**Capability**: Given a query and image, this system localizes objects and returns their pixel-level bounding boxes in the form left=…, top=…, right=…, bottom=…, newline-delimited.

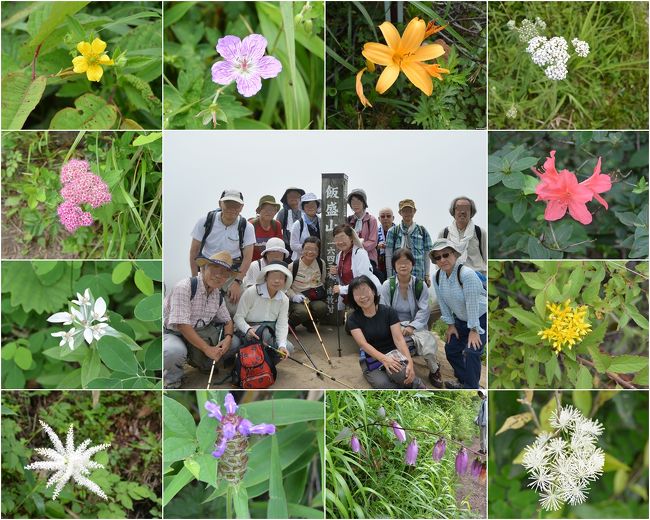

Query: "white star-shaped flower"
left=71, top=288, right=92, bottom=307
left=24, top=420, right=111, bottom=500
left=51, top=328, right=78, bottom=350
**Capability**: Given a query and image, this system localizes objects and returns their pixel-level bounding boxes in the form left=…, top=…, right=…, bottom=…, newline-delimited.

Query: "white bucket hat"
left=300, top=192, right=321, bottom=212
left=262, top=237, right=289, bottom=258
left=256, top=261, right=293, bottom=291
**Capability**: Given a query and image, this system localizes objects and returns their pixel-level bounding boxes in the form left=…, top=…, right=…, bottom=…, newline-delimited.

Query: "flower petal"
left=256, top=55, right=282, bottom=79
left=205, top=401, right=223, bottom=421
left=408, top=43, right=445, bottom=62
left=401, top=61, right=433, bottom=95
left=378, top=21, right=401, bottom=50
left=83, top=327, right=94, bottom=344
left=375, top=63, right=400, bottom=94
left=216, top=35, right=241, bottom=61
left=362, top=42, right=394, bottom=66
left=211, top=436, right=227, bottom=458
left=544, top=200, right=568, bottom=221
left=249, top=423, right=276, bottom=435
left=399, top=17, right=426, bottom=54
left=235, top=73, right=262, bottom=97
left=98, top=55, right=113, bottom=65
left=568, top=200, right=593, bottom=225
left=592, top=193, right=608, bottom=209
left=240, top=34, right=268, bottom=61
left=86, top=64, right=104, bottom=82
left=355, top=68, right=373, bottom=108
left=72, top=56, right=88, bottom=73
left=47, top=312, right=73, bottom=323
left=77, top=41, right=92, bottom=56
left=90, top=38, right=107, bottom=55
left=224, top=393, right=238, bottom=414
left=211, top=60, right=237, bottom=85
left=93, top=297, right=107, bottom=318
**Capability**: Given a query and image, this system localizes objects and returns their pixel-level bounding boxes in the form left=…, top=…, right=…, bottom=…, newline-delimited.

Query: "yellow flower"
left=537, top=299, right=592, bottom=354
left=361, top=17, right=448, bottom=96
left=72, top=38, right=114, bottom=82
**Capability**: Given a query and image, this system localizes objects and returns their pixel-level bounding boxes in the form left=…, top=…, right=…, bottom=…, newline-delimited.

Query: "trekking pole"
left=288, top=324, right=323, bottom=379
left=206, top=327, right=224, bottom=390
left=303, top=300, right=332, bottom=365
left=264, top=344, right=356, bottom=389
left=336, top=300, right=342, bottom=358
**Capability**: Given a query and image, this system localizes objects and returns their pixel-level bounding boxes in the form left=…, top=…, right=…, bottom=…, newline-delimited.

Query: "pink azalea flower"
left=211, top=34, right=282, bottom=97
left=533, top=150, right=611, bottom=226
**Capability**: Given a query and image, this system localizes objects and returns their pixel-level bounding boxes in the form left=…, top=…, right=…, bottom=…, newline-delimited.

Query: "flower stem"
left=226, top=484, right=233, bottom=519
left=212, top=86, right=226, bottom=104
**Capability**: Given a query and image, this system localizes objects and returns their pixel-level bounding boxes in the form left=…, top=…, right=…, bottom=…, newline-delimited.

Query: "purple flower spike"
left=204, top=400, right=223, bottom=421
left=471, top=457, right=482, bottom=478
left=248, top=423, right=276, bottom=435
left=351, top=435, right=361, bottom=453
left=405, top=439, right=418, bottom=466
left=391, top=421, right=406, bottom=443
left=211, top=34, right=282, bottom=97
left=212, top=436, right=227, bottom=459
left=455, top=447, right=469, bottom=475
left=222, top=422, right=237, bottom=441
left=432, top=438, right=446, bottom=461
left=224, top=393, right=238, bottom=414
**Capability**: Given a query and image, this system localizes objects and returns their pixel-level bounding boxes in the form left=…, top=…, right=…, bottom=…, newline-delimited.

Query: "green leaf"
left=81, top=347, right=102, bottom=388
left=85, top=378, right=123, bottom=389
left=565, top=268, right=585, bottom=300
left=49, top=93, right=118, bottom=129
left=527, top=237, right=562, bottom=259
left=143, top=338, right=162, bottom=371
left=1, top=72, right=47, bottom=129
left=572, top=391, right=592, bottom=415
left=496, top=412, right=532, bottom=435
left=233, top=485, right=250, bottom=519
left=607, top=355, right=648, bottom=374
left=164, top=437, right=197, bottom=465
left=502, top=171, right=527, bottom=190
left=163, top=466, right=194, bottom=506
left=111, top=262, right=132, bottom=284
left=575, top=365, right=593, bottom=389
left=267, top=435, right=288, bottom=519
left=505, top=307, right=546, bottom=329
left=134, top=269, right=154, bottom=296
left=512, top=198, right=527, bottom=223
left=511, top=157, right=539, bottom=171
left=14, top=346, right=33, bottom=370
left=97, top=336, right=139, bottom=375
left=520, top=272, right=546, bottom=290
left=603, top=452, right=630, bottom=472
left=287, top=504, right=324, bottom=519
left=241, top=399, right=324, bottom=425
left=25, top=2, right=89, bottom=53
left=524, top=362, right=539, bottom=389
left=633, top=364, right=649, bottom=386
left=163, top=396, right=197, bottom=439
left=135, top=261, right=163, bottom=281
left=539, top=396, right=558, bottom=432
left=624, top=303, right=649, bottom=330
left=132, top=132, right=162, bottom=146
left=134, top=294, right=161, bottom=321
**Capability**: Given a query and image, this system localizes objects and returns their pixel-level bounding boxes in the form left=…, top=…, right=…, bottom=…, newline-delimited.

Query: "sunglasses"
left=432, top=252, right=452, bottom=261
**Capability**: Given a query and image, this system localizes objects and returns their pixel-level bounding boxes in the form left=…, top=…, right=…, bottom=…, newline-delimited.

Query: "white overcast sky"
left=163, top=130, right=487, bottom=288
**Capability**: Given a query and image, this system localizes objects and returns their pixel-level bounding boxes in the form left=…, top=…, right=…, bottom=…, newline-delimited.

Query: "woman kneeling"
left=347, top=275, right=425, bottom=389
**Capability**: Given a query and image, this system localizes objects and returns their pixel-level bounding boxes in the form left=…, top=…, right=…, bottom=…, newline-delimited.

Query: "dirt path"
left=180, top=325, right=488, bottom=389
left=456, top=436, right=486, bottom=518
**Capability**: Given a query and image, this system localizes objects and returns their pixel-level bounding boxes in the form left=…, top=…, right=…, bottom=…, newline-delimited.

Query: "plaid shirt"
left=385, top=223, right=433, bottom=279
left=433, top=262, right=487, bottom=334
left=164, top=272, right=231, bottom=331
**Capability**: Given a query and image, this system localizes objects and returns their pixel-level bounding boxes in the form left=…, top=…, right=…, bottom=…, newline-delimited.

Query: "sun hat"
left=300, top=192, right=321, bottom=211
left=398, top=199, right=416, bottom=211
left=256, top=260, right=293, bottom=291
left=195, top=251, right=234, bottom=270
left=261, top=237, right=289, bottom=258
left=280, top=187, right=305, bottom=205
left=430, top=238, right=462, bottom=257
left=347, top=188, right=368, bottom=208
left=256, top=194, right=281, bottom=214
left=219, top=189, right=244, bottom=204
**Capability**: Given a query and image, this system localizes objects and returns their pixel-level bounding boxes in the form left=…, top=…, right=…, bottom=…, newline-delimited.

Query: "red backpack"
left=232, top=326, right=278, bottom=389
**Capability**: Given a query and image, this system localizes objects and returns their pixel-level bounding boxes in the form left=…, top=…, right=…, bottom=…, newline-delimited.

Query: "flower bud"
left=377, top=406, right=386, bottom=418
left=479, top=462, right=487, bottom=484
left=471, top=457, right=482, bottom=478
left=350, top=435, right=361, bottom=453
left=391, top=421, right=406, bottom=443
left=432, top=438, right=446, bottom=461
left=455, top=447, right=468, bottom=475
left=405, top=439, right=418, bottom=466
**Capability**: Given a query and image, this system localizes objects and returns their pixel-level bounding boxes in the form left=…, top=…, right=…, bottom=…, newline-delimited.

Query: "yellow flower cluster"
left=538, top=299, right=592, bottom=353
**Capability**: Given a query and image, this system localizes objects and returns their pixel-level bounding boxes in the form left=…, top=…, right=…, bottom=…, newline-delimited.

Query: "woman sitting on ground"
left=287, top=236, right=328, bottom=332
left=234, top=261, right=295, bottom=361
left=430, top=238, right=487, bottom=389
left=347, top=275, right=425, bottom=389
left=379, top=248, right=443, bottom=388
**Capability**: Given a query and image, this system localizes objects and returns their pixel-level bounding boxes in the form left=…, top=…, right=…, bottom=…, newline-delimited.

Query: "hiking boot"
left=428, top=369, right=443, bottom=388
left=445, top=380, right=463, bottom=390
left=304, top=323, right=316, bottom=333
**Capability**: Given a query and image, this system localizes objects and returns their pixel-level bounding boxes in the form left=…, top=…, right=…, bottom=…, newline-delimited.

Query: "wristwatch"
left=233, top=278, right=242, bottom=285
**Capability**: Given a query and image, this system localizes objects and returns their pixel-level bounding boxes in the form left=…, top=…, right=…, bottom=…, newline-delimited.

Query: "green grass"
left=488, top=1, right=649, bottom=129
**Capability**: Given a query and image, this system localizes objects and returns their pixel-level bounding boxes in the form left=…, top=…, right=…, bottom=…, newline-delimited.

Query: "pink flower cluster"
left=57, top=159, right=112, bottom=233
left=534, top=150, right=612, bottom=225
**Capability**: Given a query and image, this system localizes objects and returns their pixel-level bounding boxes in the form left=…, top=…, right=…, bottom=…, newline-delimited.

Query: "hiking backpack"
left=443, top=226, right=484, bottom=260
left=388, top=276, right=424, bottom=303
left=189, top=276, right=223, bottom=305
left=434, top=263, right=487, bottom=289
left=232, top=325, right=277, bottom=389
left=199, top=210, right=247, bottom=258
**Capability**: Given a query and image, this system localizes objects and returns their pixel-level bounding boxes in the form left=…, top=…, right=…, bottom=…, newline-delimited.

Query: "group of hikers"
left=163, top=187, right=487, bottom=390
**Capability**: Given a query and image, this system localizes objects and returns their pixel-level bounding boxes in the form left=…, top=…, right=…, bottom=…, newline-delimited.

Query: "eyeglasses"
left=432, top=252, right=452, bottom=262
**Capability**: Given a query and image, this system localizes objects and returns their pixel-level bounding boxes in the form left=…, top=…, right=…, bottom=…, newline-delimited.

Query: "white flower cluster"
left=24, top=421, right=111, bottom=500
left=506, top=105, right=518, bottom=119
left=47, top=288, right=120, bottom=350
left=572, top=38, right=590, bottom=58
left=510, top=17, right=590, bottom=81
left=507, top=17, right=547, bottom=42
left=522, top=406, right=605, bottom=512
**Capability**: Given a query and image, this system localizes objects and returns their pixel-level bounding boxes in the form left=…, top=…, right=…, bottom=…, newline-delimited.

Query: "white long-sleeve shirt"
left=234, top=284, right=289, bottom=348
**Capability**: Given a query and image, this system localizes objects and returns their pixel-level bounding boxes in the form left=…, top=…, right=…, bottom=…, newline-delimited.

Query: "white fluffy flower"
left=24, top=421, right=111, bottom=500
left=572, top=38, right=590, bottom=57
left=47, top=288, right=118, bottom=349
left=522, top=406, right=605, bottom=511
left=506, top=105, right=518, bottom=119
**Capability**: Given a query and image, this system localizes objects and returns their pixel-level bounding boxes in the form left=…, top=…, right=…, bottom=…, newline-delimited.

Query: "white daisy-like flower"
left=71, top=289, right=92, bottom=307
left=24, top=420, right=111, bottom=500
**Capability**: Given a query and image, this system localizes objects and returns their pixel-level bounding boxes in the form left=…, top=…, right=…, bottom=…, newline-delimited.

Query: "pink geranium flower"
left=211, top=34, right=282, bottom=97
left=533, top=150, right=612, bottom=225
